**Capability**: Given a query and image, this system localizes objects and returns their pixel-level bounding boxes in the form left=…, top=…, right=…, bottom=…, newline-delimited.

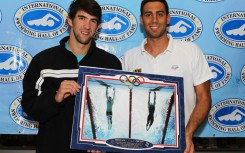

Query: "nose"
left=84, top=20, right=91, bottom=29
left=152, top=14, right=158, bottom=23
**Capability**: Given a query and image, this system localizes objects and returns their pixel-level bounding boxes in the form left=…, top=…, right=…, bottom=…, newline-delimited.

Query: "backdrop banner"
left=0, top=0, right=244, bottom=137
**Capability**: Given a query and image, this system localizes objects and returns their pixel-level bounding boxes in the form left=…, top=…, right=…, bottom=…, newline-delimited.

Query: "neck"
left=67, top=37, right=91, bottom=56
left=145, top=35, right=169, bottom=58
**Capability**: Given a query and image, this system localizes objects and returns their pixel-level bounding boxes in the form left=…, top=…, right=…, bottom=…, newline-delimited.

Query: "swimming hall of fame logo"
left=10, top=96, right=39, bottom=130
left=94, top=5, right=137, bottom=42
left=208, top=99, right=245, bottom=133
left=214, top=11, right=245, bottom=48
left=0, top=45, right=32, bottom=83
left=168, top=9, right=203, bottom=42
left=196, top=0, right=224, bottom=2
left=0, top=9, right=2, bottom=23
left=205, top=54, right=231, bottom=90
left=14, top=2, right=69, bottom=39
left=241, top=65, right=245, bottom=86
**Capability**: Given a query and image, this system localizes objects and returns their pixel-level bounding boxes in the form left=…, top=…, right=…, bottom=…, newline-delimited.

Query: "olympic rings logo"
left=119, top=75, right=145, bottom=86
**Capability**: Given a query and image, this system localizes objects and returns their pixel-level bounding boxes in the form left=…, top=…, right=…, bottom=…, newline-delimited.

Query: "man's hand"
left=184, top=81, right=211, bottom=153
left=184, top=134, right=194, bottom=153
left=55, top=80, right=80, bottom=103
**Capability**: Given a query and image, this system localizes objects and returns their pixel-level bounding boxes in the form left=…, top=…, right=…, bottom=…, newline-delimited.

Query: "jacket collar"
left=60, top=36, right=97, bottom=58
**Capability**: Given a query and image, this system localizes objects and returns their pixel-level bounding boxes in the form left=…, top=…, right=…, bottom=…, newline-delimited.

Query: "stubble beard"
left=74, top=31, right=93, bottom=45
left=145, top=28, right=167, bottom=39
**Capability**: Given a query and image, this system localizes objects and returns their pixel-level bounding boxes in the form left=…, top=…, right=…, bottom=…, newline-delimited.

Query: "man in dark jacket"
left=21, top=0, right=122, bottom=153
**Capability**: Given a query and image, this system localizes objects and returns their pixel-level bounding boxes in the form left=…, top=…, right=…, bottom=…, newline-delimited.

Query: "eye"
left=157, top=13, right=164, bottom=17
left=144, top=13, right=151, bottom=17
left=91, top=19, right=98, bottom=24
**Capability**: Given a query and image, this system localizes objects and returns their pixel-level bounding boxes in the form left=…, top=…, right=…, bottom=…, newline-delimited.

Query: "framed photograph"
left=71, top=66, right=185, bottom=153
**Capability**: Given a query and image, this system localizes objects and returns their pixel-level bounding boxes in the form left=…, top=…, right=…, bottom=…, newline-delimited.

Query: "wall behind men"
left=0, top=0, right=244, bottom=138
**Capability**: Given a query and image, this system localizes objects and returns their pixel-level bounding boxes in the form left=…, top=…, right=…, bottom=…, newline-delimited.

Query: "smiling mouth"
left=151, top=26, right=158, bottom=29
left=81, top=31, right=89, bottom=35
left=150, top=26, right=160, bottom=31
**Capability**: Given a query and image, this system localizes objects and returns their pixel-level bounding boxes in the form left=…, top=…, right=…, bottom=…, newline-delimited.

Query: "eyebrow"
left=77, top=14, right=85, bottom=17
left=144, top=10, right=165, bottom=15
left=77, top=14, right=98, bottom=21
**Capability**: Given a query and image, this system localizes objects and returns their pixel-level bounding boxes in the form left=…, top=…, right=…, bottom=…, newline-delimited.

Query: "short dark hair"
left=68, top=0, right=102, bottom=24
left=140, top=0, right=169, bottom=16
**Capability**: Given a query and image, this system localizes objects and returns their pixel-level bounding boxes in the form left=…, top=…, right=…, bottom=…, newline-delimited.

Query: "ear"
left=140, top=15, right=143, bottom=25
left=67, top=16, right=73, bottom=27
left=167, top=13, right=171, bottom=25
left=96, top=23, right=101, bottom=31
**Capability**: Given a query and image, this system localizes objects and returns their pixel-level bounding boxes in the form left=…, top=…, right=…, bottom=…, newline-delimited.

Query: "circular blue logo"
left=196, top=0, right=224, bottom=2
left=10, top=96, right=39, bottom=129
left=241, top=65, right=245, bottom=85
left=209, top=99, right=245, bottom=133
left=14, top=2, right=69, bottom=38
left=0, top=45, right=32, bottom=82
left=214, top=12, right=245, bottom=48
left=0, top=10, right=2, bottom=23
left=168, top=9, right=203, bottom=42
left=94, top=5, right=137, bottom=42
left=205, top=55, right=231, bottom=90
left=22, top=10, right=64, bottom=32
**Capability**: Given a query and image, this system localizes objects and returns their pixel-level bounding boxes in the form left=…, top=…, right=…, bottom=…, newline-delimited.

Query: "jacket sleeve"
left=21, top=57, right=62, bottom=123
left=109, top=53, right=122, bottom=70
left=115, top=57, right=122, bottom=70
